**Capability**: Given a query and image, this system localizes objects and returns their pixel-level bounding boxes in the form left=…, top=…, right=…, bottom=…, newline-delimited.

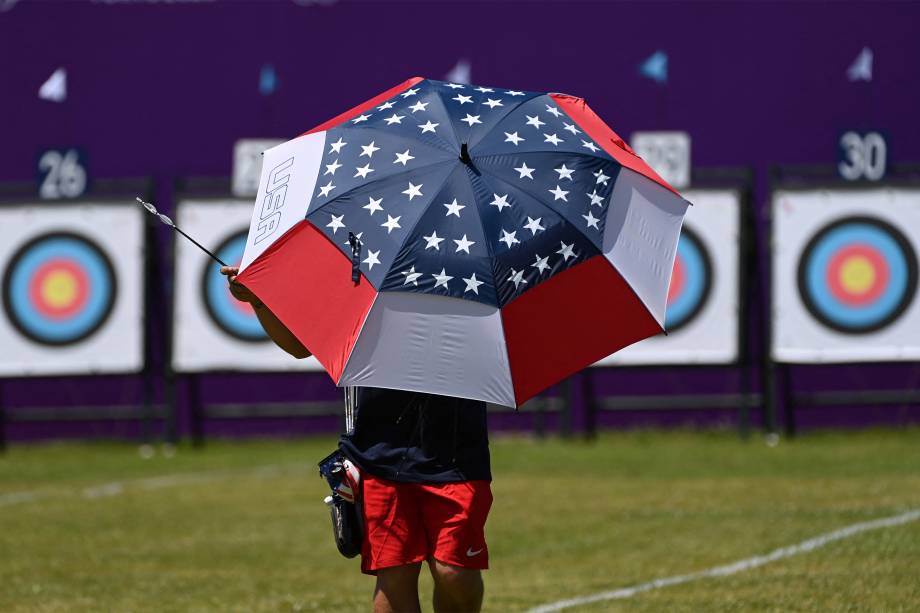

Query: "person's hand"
left=219, top=266, right=261, bottom=305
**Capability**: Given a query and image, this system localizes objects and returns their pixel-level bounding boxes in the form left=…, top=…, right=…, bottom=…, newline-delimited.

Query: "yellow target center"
left=839, top=256, right=875, bottom=294
left=41, top=270, right=78, bottom=308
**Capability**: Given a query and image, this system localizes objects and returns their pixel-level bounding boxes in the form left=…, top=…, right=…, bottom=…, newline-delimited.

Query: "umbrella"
left=236, top=77, right=688, bottom=407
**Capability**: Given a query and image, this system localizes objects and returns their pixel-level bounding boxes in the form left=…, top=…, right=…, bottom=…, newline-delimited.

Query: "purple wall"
left=2, top=1, right=920, bottom=441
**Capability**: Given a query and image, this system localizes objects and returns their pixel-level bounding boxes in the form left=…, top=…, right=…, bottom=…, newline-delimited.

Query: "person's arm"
left=220, top=266, right=312, bottom=359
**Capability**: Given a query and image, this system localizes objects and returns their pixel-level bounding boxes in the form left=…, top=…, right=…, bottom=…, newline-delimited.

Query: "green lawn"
left=1, top=429, right=919, bottom=612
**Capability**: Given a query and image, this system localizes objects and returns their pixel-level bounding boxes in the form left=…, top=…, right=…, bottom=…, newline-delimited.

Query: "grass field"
left=2, top=429, right=919, bottom=612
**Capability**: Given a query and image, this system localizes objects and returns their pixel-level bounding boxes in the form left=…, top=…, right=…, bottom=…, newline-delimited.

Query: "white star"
left=554, top=164, right=575, bottom=180
left=318, top=181, right=335, bottom=197
left=445, top=82, right=465, bottom=89
left=383, top=113, right=405, bottom=125
left=377, top=100, right=396, bottom=111
left=483, top=98, right=504, bottom=109
left=544, top=133, right=563, bottom=146
left=400, top=87, right=419, bottom=98
left=363, top=196, right=383, bottom=215
left=593, top=169, right=610, bottom=185
left=402, top=266, right=423, bottom=286
left=326, top=214, right=345, bottom=234
left=463, top=273, right=484, bottom=295
left=381, top=215, right=402, bottom=234
left=328, top=137, right=347, bottom=154
left=453, top=234, right=475, bottom=254
left=499, top=229, right=520, bottom=249
left=324, top=159, right=342, bottom=175
left=490, top=193, right=511, bottom=211
left=525, top=115, right=545, bottom=129
left=354, top=164, right=374, bottom=179
left=408, top=100, right=429, bottom=113
left=548, top=185, right=569, bottom=201
left=504, top=131, right=525, bottom=145
left=507, top=268, right=528, bottom=289
left=514, top=162, right=535, bottom=179
left=444, top=198, right=465, bottom=217
left=587, top=190, right=605, bottom=206
left=362, top=249, right=381, bottom=270
left=531, top=253, right=550, bottom=274
left=524, top=216, right=545, bottom=235
left=583, top=210, right=600, bottom=229
left=461, top=114, right=482, bottom=126
left=394, top=149, right=414, bottom=165
left=352, top=113, right=370, bottom=124
left=506, top=90, right=525, bottom=96
left=360, top=141, right=380, bottom=158
left=563, top=122, right=581, bottom=135
left=422, top=230, right=445, bottom=250
left=419, top=120, right=439, bottom=133
left=545, top=104, right=562, bottom=117
left=582, top=139, right=600, bottom=153
left=475, top=86, right=494, bottom=93
left=402, top=182, right=423, bottom=200
left=453, top=94, right=473, bottom=105
left=432, top=268, right=453, bottom=289
left=557, top=241, right=576, bottom=261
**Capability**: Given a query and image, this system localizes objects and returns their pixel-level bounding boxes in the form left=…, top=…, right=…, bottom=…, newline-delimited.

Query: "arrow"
left=135, top=197, right=227, bottom=266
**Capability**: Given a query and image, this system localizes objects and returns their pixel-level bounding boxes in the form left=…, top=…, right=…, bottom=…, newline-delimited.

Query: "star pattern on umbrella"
left=304, top=78, right=618, bottom=307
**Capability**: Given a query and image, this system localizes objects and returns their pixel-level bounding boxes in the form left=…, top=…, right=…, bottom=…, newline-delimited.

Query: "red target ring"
left=826, top=244, right=889, bottom=307
left=28, top=258, right=90, bottom=320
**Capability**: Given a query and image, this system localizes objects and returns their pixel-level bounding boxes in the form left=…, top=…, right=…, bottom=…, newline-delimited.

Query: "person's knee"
left=430, top=559, right=483, bottom=611
left=375, top=563, right=422, bottom=612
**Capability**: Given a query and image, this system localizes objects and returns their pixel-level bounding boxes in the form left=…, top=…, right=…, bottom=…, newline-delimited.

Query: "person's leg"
left=361, top=476, right=427, bottom=610
left=374, top=562, right=423, bottom=613
left=419, top=481, right=492, bottom=613
left=428, top=558, right=483, bottom=613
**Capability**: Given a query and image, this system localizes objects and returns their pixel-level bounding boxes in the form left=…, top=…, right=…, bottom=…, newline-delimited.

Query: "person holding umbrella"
left=221, top=264, right=492, bottom=613
left=213, top=76, right=686, bottom=613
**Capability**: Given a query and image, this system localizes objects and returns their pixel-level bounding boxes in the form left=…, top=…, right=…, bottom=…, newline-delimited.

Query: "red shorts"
left=360, top=474, right=492, bottom=575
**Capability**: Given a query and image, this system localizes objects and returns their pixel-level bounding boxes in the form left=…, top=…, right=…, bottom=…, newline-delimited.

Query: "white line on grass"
left=527, top=508, right=920, bottom=613
left=0, top=462, right=313, bottom=508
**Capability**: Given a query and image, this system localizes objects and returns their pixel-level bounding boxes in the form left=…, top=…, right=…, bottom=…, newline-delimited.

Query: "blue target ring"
left=2, top=232, right=117, bottom=346
left=797, top=216, right=917, bottom=334
left=201, top=230, right=267, bottom=342
left=664, top=227, right=712, bottom=333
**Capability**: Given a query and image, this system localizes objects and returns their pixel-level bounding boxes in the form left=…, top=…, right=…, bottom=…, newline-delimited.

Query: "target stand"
left=765, top=164, right=920, bottom=436
left=169, top=178, right=338, bottom=445
left=0, top=179, right=166, bottom=449
left=583, top=167, right=762, bottom=439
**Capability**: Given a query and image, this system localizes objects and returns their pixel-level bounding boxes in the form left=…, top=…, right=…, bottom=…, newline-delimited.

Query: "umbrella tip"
left=459, top=143, right=472, bottom=164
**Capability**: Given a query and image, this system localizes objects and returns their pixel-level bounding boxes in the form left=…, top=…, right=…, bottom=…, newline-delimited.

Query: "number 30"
left=838, top=131, right=886, bottom=182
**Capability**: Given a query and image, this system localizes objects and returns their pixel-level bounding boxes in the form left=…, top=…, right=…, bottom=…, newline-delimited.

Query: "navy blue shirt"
left=338, top=387, right=491, bottom=484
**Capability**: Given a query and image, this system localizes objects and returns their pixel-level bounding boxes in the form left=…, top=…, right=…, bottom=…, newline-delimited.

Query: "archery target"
left=597, top=188, right=741, bottom=365
left=172, top=198, right=323, bottom=372
left=202, top=230, right=266, bottom=342
left=3, top=232, right=116, bottom=345
left=0, top=203, right=144, bottom=375
left=773, top=188, right=920, bottom=362
left=664, top=226, right=712, bottom=333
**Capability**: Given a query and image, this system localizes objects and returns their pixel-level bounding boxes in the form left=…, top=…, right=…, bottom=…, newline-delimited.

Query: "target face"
left=201, top=230, right=267, bottom=342
left=2, top=232, right=117, bottom=346
left=797, top=216, right=918, bottom=334
left=665, top=227, right=713, bottom=332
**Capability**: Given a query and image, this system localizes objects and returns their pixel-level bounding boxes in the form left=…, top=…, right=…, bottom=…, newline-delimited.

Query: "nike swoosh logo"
left=466, top=547, right=483, bottom=557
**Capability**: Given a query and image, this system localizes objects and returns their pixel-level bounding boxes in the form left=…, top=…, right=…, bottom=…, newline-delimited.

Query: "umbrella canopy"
left=237, top=77, right=688, bottom=407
